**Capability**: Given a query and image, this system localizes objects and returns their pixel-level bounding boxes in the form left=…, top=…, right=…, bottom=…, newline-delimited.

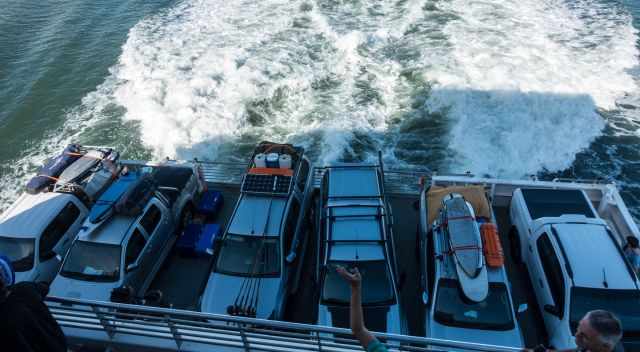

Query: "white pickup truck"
left=509, top=188, right=640, bottom=350
left=0, top=192, right=89, bottom=284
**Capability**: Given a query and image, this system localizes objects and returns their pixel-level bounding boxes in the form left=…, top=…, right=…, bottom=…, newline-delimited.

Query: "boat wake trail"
left=419, top=0, right=639, bottom=176
left=1, top=0, right=639, bottom=215
left=111, top=0, right=638, bottom=175
left=112, top=0, right=425, bottom=164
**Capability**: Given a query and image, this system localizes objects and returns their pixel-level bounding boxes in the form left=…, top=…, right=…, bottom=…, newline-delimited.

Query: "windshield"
left=60, top=241, right=121, bottom=282
left=0, top=236, right=35, bottom=272
left=570, top=287, right=640, bottom=338
left=434, top=279, right=515, bottom=331
left=322, top=260, right=395, bottom=305
left=215, top=235, right=280, bottom=277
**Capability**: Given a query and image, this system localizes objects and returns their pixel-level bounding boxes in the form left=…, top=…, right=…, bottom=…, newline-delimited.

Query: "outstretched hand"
left=336, top=265, right=362, bottom=288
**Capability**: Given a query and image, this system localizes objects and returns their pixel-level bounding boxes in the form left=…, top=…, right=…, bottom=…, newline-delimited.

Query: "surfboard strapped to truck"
left=438, top=193, right=488, bottom=302
left=428, top=186, right=506, bottom=304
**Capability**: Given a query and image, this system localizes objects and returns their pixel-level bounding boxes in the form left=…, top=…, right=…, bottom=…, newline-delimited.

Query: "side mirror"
left=517, top=303, right=528, bottom=314
left=544, top=304, right=560, bottom=317
left=126, top=263, right=140, bottom=273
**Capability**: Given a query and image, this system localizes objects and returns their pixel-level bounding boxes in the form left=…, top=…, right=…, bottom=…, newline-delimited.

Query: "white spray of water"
left=422, top=0, right=639, bottom=176
left=112, top=0, right=421, bottom=164
left=1, top=0, right=639, bottom=212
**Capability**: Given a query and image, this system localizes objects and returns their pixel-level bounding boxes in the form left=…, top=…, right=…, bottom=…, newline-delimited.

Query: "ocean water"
left=0, top=0, right=638, bottom=220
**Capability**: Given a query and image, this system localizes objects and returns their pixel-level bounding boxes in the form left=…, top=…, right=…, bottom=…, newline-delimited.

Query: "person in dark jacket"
left=0, top=255, right=67, bottom=352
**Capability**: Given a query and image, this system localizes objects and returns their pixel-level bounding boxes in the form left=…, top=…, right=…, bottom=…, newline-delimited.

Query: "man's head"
left=0, top=255, right=15, bottom=292
left=575, top=310, right=623, bottom=352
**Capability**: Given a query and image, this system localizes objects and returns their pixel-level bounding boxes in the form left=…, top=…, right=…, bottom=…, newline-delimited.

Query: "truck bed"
left=520, top=188, right=596, bottom=219
left=152, top=166, right=195, bottom=206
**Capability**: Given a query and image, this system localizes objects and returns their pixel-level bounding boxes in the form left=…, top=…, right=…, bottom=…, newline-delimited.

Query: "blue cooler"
left=197, top=191, right=224, bottom=219
left=196, top=224, right=222, bottom=256
left=176, top=223, right=202, bottom=256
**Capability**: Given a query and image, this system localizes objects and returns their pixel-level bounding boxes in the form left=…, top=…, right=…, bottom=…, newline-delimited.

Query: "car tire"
left=177, top=203, right=194, bottom=237
left=509, top=227, right=522, bottom=264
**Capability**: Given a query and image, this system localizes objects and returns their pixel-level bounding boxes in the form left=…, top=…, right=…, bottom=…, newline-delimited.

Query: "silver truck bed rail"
left=47, top=296, right=521, bottom=352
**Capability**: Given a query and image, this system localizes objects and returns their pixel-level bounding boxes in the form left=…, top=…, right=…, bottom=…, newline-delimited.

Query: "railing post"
left=315, top=330, right=323, bottom=352
left=239, top=324, right=250, bottom=352
left=166, top=315, right=182, bottom=349
left=91, top=305, right=115, bottom=339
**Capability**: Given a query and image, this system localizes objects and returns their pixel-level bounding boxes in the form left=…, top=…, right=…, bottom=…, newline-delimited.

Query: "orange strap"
left=249, top=167, right=293, bottom=176
left=447, top=244, right=481, bottom=255
left=37, top=175, right=59, bottom=182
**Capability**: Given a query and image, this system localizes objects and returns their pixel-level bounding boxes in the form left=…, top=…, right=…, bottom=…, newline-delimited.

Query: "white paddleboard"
left=442, top=193, right=488, bottom=302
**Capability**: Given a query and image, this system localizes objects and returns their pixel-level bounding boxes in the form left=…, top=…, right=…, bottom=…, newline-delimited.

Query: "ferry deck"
left=48, top=160, right=640, bottom=351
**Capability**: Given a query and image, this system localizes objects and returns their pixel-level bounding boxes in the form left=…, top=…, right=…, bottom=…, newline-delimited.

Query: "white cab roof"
left=228, top=195, right=286, bottom=237
left=0, top=192, right=79, bottom=239
left=78, top=214, right=137, bottom=245
left=554, top=223, right=637, bottom=289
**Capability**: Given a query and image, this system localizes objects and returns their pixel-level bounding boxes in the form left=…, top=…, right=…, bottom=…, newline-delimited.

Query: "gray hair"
left=586, top=310, right=623, bottom=348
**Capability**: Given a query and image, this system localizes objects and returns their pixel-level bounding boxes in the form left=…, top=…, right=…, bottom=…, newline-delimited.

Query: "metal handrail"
left=47, top=296, right=522, bottom=352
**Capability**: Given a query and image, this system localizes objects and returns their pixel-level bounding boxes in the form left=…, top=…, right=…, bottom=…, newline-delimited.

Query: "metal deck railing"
left=47, top=296, right=522, bottom=352
left=199, top=161, right=247, bottom=186
left=200, top=162, right=430, bottom=196
left=313, top=167, right=429, bottom=196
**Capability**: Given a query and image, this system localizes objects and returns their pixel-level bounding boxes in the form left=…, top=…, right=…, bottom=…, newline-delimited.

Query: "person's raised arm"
left=336, top=266, right=377, bottom=349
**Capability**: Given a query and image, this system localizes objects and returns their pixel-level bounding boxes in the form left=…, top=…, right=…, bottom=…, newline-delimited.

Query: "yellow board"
left=426, top=185, right=491, bottom=225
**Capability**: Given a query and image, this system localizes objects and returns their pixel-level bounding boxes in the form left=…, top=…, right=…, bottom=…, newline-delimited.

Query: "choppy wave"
left=419, top=0, right=638, bottom=176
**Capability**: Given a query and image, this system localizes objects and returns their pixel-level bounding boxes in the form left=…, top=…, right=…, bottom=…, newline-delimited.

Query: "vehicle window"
left=40, top=202, right=80, bottom=259
left=125, top=229, right=147, bottom=267
left=0, top=236, right=35, bottom=272
left=297, top=159, right=310, bottom=191
left=140, top=204, right=162, bottom=236
left=537, top=233, right=565, bottom=316
left=215, top=235, right=280, bottom=276
left=322, top=260, right=394, bottom=305
left=283, top=198, right=301, bottom=254
left=570, top=287, right=640, bottom=339
left=434, top=279, right=515, bottom=331
left=60, top=241, right=121, bottom=282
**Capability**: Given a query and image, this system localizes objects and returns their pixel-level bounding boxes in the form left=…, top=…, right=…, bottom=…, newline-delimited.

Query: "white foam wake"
left=2, top=0, right=639, bottom=212
left=111, top=0, right=426, bottom=164
left=422, top=0, right=639, bottom=176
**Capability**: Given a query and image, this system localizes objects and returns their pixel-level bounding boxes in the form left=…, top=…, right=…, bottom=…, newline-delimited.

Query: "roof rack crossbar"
left=322, top=164, right=379, bottom=170
left=326, top=239, right=386, bottom=244
left=327, top=212, right=381, bottom=219
left=326, top=204, right=382, bottom=209
left=327, top=195, right=383, bottom=200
